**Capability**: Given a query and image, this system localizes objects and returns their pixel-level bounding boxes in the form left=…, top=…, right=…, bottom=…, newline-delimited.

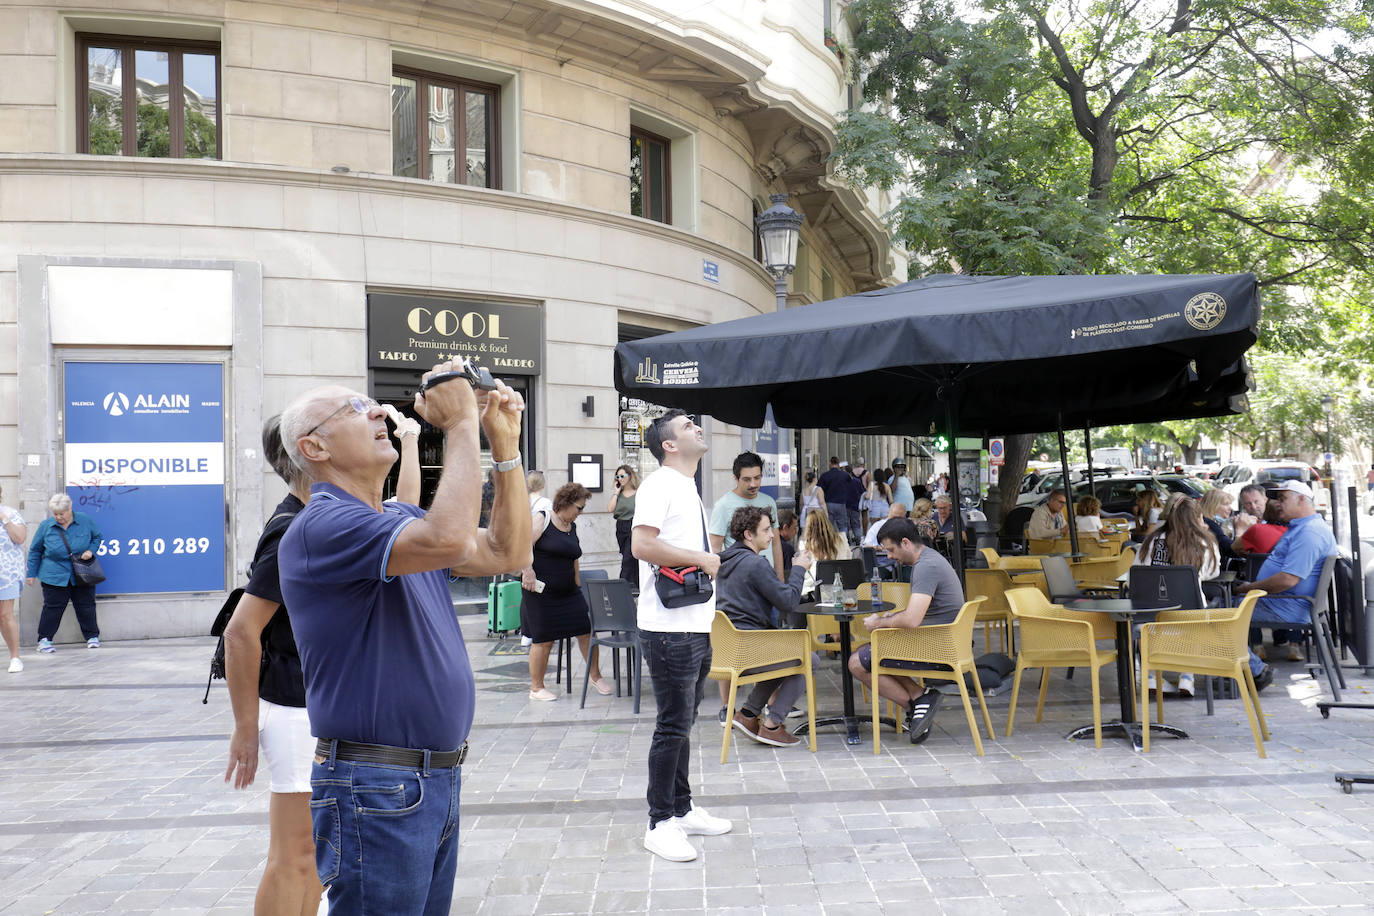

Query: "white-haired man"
left=1235, top=480, right=1337, bottom=692
left=276, top=361, right=530, bottom=915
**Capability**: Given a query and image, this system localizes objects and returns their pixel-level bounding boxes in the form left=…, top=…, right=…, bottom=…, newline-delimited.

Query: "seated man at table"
left=716, top=506, right=814, bottom=747
left=848, top=518, right=965, bottom=744
left=861, top=502, right=907, bottom=549
left=1235, top=480, right=1337, bottom=691
left=1027, top=489, right=1069, bottom=540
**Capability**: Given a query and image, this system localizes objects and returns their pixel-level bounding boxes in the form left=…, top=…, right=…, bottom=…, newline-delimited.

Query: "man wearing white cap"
left=1235, top=480, right=1337, bottom=690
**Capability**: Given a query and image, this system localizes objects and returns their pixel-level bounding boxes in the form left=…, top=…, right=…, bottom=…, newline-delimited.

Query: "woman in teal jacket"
left=26, top=493, right=103, bottom=652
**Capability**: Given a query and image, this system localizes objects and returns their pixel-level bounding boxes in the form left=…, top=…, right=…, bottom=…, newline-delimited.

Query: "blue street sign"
left=63, top=362, right=226, bottom=594
left=702, top=259, right=720, bottom=283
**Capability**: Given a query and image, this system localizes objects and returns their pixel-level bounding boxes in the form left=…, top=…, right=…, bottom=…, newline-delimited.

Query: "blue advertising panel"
left=63, top=362, right=226, bottom=594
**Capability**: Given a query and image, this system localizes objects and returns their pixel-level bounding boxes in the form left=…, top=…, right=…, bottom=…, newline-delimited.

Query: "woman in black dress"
left=522, top=483, right=609, bottom=701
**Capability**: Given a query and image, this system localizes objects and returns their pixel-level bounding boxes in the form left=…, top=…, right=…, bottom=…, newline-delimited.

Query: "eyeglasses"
left=305, top=396, right=378, bottom=438
left=615, top=474, right=628, bottom=480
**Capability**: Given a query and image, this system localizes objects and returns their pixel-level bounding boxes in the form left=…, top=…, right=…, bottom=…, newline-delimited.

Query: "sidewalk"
left=1, top=614, right=1372, bottom=914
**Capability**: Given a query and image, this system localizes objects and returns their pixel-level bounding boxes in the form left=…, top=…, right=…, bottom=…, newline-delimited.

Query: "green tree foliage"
left=87, top=93, right=217, bottom=159
left=834, top=0, right=1374, bottom=517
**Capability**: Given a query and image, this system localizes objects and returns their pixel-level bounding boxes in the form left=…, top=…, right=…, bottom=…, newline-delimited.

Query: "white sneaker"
left=1178, top=674, right=1195, bottom=697
left=674, top=805, right=732, bottom=836
left=7, top=657, right=21, bottom=673
left=644, top=820, right=697, bottom=862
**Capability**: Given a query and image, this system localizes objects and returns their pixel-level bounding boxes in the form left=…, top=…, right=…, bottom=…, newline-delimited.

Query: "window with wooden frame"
left=630, top=127, right=671, bottom=223
left=391, top=67, right=500, bottom=188
left=78, top=34, right=221, bottom=159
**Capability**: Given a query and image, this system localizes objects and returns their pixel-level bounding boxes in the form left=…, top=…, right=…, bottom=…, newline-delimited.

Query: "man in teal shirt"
left=709, top=451, right=783, bottom=579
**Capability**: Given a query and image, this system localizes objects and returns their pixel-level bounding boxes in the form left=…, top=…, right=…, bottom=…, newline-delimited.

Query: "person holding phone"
left=607, top=464, right=640, bottom=585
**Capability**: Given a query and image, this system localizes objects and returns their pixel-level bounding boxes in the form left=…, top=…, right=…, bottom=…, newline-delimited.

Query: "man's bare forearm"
left=459, top=463, right=532, bottom=575
left=412, top=418, right=482, bottom=562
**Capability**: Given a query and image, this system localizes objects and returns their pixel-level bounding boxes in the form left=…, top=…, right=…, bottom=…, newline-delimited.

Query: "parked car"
left=1016, top=465, right=1132, bottom=508
left=1215, top=460, right=1330, bottom=516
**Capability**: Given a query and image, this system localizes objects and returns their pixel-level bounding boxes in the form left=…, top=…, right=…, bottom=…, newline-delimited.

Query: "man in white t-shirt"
left=631, top=409, right=731, bottom=862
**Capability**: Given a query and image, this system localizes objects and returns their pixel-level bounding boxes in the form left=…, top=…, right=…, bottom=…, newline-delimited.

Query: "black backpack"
left=201, top=509, right=297, bottom=704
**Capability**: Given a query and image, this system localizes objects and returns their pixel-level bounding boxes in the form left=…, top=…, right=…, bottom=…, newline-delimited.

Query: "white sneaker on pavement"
left=644, top=820, right=697, bottom=861
left=7, top=657, right=21, bottom=673
left=674, top=805, right=732, bottom=836
left=1178, top=674, right=1195, bottom=697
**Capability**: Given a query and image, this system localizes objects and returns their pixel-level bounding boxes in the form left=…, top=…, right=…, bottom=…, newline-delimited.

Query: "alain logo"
left=103, top=392, right=130, bottom=416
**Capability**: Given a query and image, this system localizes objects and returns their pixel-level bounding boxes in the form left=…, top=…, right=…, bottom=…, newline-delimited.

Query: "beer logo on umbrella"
left=1184, top=292, right=1226, bottom=331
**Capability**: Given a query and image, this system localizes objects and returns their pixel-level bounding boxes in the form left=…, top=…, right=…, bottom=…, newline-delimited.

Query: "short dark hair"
left=262, top=414, right=300, bottom=487
left=552, top=482, right=591, bottom=513
left=1239, top=483, right=1266, bottom=499
left=728, top=505, right=770, bottom=543
left=877, top=517, right=929, bottom=547
left=645, top=409, right=687, bottom=463
left=777, top=508, right=797, bottom=530
left=732, top=451, right=763, bottom=478
left=829, top=456, right=840, bottom=465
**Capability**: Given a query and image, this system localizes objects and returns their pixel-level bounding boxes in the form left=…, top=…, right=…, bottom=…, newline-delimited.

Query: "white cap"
left=1277, top=480, right=1314, bottom=500
left=839, top=460, right=850, bottom=467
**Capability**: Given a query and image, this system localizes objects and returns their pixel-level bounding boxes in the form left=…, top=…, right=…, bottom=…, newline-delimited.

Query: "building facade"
left=0, top=0, right=906, bottom=639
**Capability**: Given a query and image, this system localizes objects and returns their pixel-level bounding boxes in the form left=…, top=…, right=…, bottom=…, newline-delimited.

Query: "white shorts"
left=258, top=698, right=314, bottom=794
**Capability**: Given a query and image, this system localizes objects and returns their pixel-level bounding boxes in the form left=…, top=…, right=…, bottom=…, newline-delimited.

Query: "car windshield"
left=1257, top=467, right=1304, bottom=483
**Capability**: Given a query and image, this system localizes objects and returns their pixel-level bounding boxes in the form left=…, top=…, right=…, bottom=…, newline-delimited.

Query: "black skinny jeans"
left=639, top=629, right=711, bottom=827
left=38, top=582, right=99, bottom=641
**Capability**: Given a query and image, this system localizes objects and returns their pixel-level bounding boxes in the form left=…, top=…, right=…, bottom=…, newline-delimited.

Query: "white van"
left=1091, top=447, right=1133, bottom=470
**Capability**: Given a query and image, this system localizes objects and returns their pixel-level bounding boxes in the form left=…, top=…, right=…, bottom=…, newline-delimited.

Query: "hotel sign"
left=367, top=293, right=543, bottom=376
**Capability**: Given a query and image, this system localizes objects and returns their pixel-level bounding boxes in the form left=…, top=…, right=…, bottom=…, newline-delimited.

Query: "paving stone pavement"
left=2, top=614, right=1373, bottom=915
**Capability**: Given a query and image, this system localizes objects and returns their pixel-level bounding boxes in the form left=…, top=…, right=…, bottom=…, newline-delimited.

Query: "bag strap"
left=55, top=524, right=79, bottom=559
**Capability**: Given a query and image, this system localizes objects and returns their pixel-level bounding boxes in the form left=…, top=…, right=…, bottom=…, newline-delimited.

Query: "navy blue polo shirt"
left=278, top=482, right=474, bottom=752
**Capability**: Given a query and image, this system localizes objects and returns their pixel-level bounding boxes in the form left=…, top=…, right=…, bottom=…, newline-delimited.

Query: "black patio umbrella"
left=614, top=273, right=1260, bottom=570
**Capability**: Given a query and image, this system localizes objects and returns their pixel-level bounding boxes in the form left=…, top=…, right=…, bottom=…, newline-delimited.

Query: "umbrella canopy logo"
left=1183, top=292, right=1226, bottom=331
left=634, top=358, right=659, bottom=384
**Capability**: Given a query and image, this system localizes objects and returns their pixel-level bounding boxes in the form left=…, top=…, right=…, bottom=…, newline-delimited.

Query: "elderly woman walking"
left=26, top=493, right=103, bottom=652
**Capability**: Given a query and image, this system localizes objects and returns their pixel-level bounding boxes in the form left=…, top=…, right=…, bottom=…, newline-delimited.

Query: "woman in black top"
left=522, top=483, right=608, bottom=701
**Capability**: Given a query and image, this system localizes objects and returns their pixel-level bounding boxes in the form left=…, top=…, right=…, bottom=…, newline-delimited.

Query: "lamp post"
left=1322, top=394, right=1334, bottom=479
left=755, top=193, right=803, bottom=312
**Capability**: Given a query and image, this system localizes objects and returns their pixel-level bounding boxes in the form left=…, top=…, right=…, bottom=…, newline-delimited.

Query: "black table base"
left=793, top=713, right=899, bottom=745
left=795, top=600, right=896, bottom=746
left=1067, top=720, right=1188, bottom=752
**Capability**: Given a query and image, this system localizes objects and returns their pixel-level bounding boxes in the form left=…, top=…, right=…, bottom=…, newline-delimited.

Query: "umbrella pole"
left=946, top=396, right=965, bottom=583
left=1084, top=424, right=1095, bottom=501
left=1057, top=414, right=1080, bottom=555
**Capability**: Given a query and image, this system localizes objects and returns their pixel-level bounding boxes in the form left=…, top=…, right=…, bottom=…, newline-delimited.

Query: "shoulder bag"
left=56, top=524, right=106, bottom=586
left=653, top=505, right=714, bottom=608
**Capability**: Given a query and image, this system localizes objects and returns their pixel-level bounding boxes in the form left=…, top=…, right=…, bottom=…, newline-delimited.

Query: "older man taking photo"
left=1235, top=480, right=1337, bottom=692
left=277, top=360, right=531, bottom=914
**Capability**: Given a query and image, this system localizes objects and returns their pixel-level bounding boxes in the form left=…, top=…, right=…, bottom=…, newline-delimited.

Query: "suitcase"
left=487, top=576, right=523, bottom=636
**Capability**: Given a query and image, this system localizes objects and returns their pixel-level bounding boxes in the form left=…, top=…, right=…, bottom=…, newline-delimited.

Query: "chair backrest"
left=1311, top=555, right=1339, bottom=616
left=860, top=546, right=878, bottom=576
left=964, top=568, right=1013, bottom=614
left=1040, top=555, right=1084, bottom=600
left=1004, top=586, right=1055, bottom=617
left=1127, top=564, right=1204, bottom=610
left=1243, top=552, right=1269, bottom=581
left=817, top=558, right=865, bottom=589
left=979, top=547, right=1002, bottom=568
left=586, top=578, right=637, bottom=632
left=1002, top=505, right=1034, bottom=538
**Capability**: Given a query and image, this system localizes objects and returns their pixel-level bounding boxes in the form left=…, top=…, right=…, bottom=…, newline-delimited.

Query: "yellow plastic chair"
left=868, top=597, right=994, bottom=756
left=1004, top=587, right=1119, bottom=747
left=979, top=547, right=1003, bottom=569
left=1070, top=546, right=1136, bottom=592
left=964, top=568, right=1015, bottom=654
left=708, top=611, right=817, bottom=763
left=1027, top=536, right=1067, bottom=555
left=1139, top=591, right=1270, bottom=757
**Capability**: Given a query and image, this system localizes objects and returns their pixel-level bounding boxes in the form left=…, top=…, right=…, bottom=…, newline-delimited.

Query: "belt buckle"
left=456, top=741, right=468, bottom=765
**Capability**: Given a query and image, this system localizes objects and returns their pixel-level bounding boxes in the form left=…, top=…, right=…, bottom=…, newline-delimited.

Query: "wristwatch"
left=492, top=454, right=522, bottom=473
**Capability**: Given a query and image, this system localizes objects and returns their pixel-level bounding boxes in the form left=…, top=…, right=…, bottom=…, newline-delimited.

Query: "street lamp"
left=1322, top=393, right=1334, bottom=479
left=755, top=193, right=803, bottom=312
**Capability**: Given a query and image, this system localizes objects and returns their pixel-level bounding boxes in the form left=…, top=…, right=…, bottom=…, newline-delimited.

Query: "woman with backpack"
left=221, top=411, right=421, bottom=915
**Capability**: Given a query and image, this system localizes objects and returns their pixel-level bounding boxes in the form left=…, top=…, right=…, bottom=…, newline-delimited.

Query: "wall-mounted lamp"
left=581, top=395, right=595, bottom=418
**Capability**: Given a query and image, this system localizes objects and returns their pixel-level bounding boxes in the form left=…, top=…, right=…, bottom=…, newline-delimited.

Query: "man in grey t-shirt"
left=849, top=517, right=965, bottom=743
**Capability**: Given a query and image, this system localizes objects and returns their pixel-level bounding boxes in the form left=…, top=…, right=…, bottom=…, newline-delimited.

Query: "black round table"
left=794, top=600, right=893, bottom=746
left=1063, top=597, right=1182, bottom=751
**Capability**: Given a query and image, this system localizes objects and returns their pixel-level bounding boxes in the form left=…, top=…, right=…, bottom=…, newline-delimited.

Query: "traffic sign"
left=989, top=437, right=1005, bottom=466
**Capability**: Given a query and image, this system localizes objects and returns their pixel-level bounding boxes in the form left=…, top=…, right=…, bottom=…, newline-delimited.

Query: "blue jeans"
left=639, top=629, right=711, bottom=827
left=1247, top=599, right=1312, bottom=675
left=310, top=751, right=462, bottom=915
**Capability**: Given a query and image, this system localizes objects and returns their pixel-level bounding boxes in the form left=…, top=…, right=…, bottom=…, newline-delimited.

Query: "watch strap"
left=492, top=454, right=523, bottom=473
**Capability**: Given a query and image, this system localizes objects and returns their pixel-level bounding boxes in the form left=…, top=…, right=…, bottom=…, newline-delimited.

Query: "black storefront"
left=368, top=291, right=542, bottom=506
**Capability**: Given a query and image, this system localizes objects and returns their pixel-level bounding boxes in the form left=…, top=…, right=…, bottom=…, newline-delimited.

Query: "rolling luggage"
left=487, top=575, right=523, bottom=636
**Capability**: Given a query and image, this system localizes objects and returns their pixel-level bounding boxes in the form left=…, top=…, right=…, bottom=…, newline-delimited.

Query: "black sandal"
left=907, top=690, right=943, bottom=744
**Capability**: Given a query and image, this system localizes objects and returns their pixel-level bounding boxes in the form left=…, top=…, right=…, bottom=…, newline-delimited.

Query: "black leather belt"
left=316, top=738, right=468, bottom=769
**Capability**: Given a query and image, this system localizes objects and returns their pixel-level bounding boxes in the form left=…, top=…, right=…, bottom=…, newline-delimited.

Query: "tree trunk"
left=995, top=433, right=1036, bottom=524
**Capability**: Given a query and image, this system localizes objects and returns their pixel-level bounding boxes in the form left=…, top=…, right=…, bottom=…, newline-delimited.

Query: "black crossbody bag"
left=652, top=506, right=714, bottom=608
left=56, top=525, right=106, bottom=586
